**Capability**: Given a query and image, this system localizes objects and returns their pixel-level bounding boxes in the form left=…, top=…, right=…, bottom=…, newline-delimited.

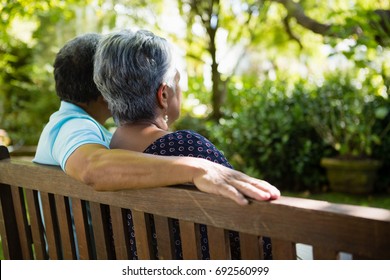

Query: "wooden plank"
left=24, top=189, right=46, bottom=259
left=89, top=202, right=113, bottom=259
left=207, top=226, right=231, bottom=260
left=132, top=210, right=154, bottom=260
left=0, top=147, right=22, bottom=260
left=179, top=220, right=201, bottom=260
left=239, top=233, right=262, bottom=260
left=272, top=238, right=296, bottom=260
left=9, top=186, right=32, bottom=259
left=313, top=246, right=338, bottom=260
left=71, top=198, right=93, bottom=259
left=39, top=192, right=61, bottom=259
left=110, top=206, right=130, bottom=259
left=0, top=184, right=24, bottom=259
left=54, top=194, right=76, bottom=259
left=153, top=215, right=174, bottom=260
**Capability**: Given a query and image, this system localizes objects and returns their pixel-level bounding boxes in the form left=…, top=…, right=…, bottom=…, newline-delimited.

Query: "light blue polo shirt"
left=33, top=101, right=112, bottom=171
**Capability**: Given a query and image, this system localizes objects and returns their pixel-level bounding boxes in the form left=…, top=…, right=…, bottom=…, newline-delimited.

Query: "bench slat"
left=40, top=192, right=61, bottom=259
left=89, top=202, right=113, bottom=259
left=109, top=206, right=130, bottom=259
left=207, top=226, right=231, bottom=260
left=132, top=210, right=155, bottom=260
left=0, top=147, right=22, bottom=259
left=54, top=194, right=76, bottom=259
left=10, top=186, right=33, bottom=259
left=239, top=233, right=263, bottom=260
left=71, top=198, right=93, bottom=259
left=24, top=189, right=46, bottom=259
left=272, top=238, right=296, bottom=260
left=153, top=215, right=175, bottom=260
left=179, top=221, right=201, bottom=260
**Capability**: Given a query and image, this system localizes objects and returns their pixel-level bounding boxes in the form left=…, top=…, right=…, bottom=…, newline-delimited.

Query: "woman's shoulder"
left=172, top=130, right=208, bottom=139
left=145, top=129, right=233, bottom=168
left=148, top=130, right=213, bottom=149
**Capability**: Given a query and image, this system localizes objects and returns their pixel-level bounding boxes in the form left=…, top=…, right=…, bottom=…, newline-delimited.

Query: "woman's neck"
left=128, top=120, right=165, bottom=130
left=110, top=120, right=169, bottom=152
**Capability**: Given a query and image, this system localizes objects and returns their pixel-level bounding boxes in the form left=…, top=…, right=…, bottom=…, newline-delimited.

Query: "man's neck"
left=75, top=100, right=110, bottom=125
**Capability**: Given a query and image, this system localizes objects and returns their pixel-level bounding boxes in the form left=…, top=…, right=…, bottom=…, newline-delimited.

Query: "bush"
left=176, top=72, right=390, bottom=193
left=0, top=38, right=58, bottom=146
left=176, top=77, right=331, bottom=192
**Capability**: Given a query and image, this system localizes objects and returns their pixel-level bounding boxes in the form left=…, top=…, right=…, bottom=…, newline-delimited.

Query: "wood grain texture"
left=109, top=206, right=130, bottom=259
left=1, top=153, right=390, bottom=260
left=153, top=215, right=175, bottom=260
left=132, top=210, right=155, bottom=260
left=89, top=202, right=113, bottom=259
left=239, top=233, right=263, bottom=260
left=179, top=221, right=201, bottom=260
left=40, top=192, right=61, bottom=259
left=207, top=226, right=231, bottom=260
left=24, top=189, right=46, bottom=259
left=54, top=194, right=76, bottom=259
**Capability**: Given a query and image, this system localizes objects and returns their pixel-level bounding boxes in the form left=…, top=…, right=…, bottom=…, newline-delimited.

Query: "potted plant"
left=302, top=71, right=390, bottom=194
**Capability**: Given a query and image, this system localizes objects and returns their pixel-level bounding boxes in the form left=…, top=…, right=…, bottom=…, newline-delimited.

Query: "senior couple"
left=33, top=29, right=279, bottom=259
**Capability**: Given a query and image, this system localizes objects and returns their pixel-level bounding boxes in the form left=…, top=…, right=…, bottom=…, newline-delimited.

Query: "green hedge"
left=176, top=74, right=390, bottom=193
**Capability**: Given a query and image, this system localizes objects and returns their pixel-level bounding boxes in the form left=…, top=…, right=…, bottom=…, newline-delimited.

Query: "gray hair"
left=93, top=29, right=176, bottom=125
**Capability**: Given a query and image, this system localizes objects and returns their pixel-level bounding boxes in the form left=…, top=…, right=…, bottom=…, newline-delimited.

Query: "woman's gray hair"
left=93, top=29, right=176, bottom=125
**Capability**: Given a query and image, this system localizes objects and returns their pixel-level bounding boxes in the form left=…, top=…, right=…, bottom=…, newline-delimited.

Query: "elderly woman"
left=93, top=29, right=271, bottom=259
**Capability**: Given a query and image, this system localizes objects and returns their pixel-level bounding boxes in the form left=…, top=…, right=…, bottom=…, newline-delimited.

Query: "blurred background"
left=0, top=0, right=389, bottom=205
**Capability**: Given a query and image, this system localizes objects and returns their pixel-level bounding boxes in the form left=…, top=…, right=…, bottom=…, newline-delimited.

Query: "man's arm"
left=66, top=144, right=280, bottom=205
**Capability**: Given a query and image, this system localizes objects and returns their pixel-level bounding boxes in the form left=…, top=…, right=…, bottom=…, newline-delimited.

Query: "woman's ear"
left=156, top=83, right=168, bottom=109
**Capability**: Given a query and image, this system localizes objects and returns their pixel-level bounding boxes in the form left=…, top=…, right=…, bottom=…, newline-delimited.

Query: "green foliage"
left=0, top=1, right=70, bottom=145
left=219, top=79, right=332, bottom=191
left=177, top=71, right=390, bottom=193
left=297, top=70, right=390, bottom=157
left=177, top=77, right=332, bottom=192
left=372, top=95, right=390, bottom=193
left=0, top=0, right=170, bottom=146
left=0, top=37, right=58, bottom=145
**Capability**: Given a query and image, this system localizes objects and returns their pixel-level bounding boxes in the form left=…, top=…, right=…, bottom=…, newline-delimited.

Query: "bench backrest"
left=0, top=145, right=389, bottom=260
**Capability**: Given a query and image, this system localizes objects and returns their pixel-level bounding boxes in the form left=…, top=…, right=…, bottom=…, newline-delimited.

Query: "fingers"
left=214, top=176, right=280, bottom=205
left=215, top=184, right=249, bottom=206
left=224, top=171, right=280, bottom=202
left=191, top=159, right=280, bottom=205
left=244, top=177, right=281, bottom=200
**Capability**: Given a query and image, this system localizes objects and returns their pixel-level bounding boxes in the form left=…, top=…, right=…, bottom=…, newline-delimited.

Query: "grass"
left=283, top=191, right=390, bottom=209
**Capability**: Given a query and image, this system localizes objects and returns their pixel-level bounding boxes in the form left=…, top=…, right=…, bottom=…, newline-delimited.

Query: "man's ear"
left=156, top=83, right=168, bottom=109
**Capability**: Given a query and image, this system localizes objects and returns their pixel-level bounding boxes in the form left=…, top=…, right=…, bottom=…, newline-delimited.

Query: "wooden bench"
left=0, top=145, right=389, bottom=260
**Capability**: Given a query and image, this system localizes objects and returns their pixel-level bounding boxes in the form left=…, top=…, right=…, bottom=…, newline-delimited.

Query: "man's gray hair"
left=93, top=29, right=176, bottom=125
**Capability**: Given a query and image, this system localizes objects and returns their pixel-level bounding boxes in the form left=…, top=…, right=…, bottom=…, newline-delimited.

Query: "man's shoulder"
left=51, top=102, right=96, bottom=124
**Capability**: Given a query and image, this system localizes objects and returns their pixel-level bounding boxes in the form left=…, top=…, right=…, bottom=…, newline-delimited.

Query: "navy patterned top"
left=144, top=130, right=232, bottom=167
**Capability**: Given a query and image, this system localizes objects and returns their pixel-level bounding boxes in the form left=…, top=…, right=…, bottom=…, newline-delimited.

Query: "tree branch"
left=283, top=15, right=303, bottom=49
left=273, top=0, right=390, bottom=47
left=273, top=0, right=335, bottom=36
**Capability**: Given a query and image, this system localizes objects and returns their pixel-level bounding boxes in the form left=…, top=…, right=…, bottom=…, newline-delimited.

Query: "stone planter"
left=320, top=157, right=382, bottom=194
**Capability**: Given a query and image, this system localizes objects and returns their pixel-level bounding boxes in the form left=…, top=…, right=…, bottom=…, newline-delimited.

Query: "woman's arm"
left=65, top=143, right=280, bottom=205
